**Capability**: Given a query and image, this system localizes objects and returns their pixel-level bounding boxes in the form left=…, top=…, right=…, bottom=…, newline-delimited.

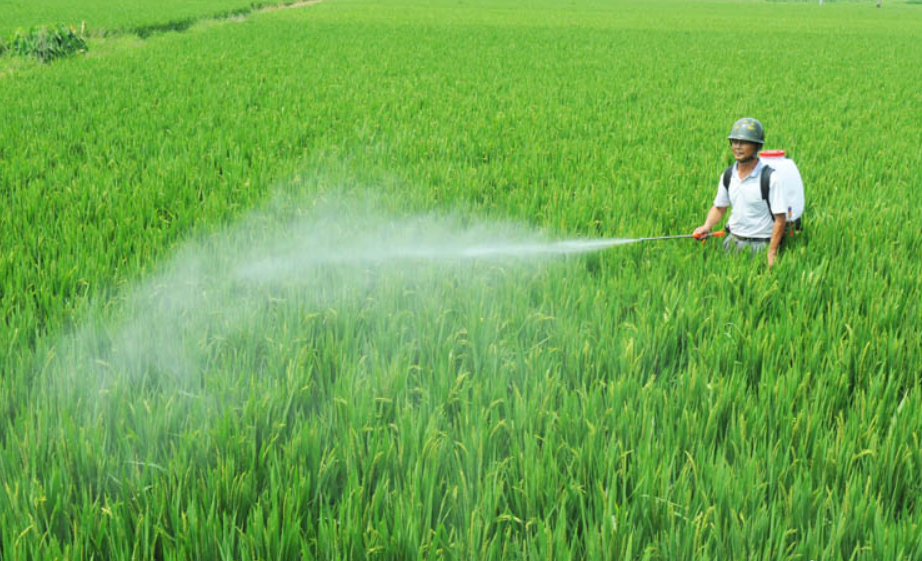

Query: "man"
left=693, top=118, right=787, bottom=268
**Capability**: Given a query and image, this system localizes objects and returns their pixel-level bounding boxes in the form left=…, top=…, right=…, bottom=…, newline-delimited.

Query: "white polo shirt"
left=714, top=159, right=787, bottom=239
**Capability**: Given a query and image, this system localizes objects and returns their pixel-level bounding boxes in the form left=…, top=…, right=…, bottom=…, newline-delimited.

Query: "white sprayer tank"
left=759, top=150, right=804, bottom=222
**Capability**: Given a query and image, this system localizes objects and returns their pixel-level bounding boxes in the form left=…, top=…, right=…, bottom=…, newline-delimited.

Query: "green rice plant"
left=1, top=0, right=922, bottom=559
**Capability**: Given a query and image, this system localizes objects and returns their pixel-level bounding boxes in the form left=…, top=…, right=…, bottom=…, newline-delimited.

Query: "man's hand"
left=695, top=207, right=727, bottom=239
left=768, top=213, right=786, bottom=270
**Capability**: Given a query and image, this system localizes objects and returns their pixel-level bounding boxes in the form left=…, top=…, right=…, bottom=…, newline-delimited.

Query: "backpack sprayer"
left=758, top=150, right=805, bottom=235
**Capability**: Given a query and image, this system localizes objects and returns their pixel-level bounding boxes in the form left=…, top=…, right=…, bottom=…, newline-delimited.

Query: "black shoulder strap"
left=760, top=166, right=774, bottom=215
left=722, top=166, right=733, bottom=191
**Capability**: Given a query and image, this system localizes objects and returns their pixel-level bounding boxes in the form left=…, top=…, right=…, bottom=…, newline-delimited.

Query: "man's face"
left=730, top=139, right=759, bottom=162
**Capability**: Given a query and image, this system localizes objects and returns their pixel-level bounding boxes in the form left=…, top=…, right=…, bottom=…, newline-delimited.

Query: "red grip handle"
left=710, top=231, right=725, bottom=238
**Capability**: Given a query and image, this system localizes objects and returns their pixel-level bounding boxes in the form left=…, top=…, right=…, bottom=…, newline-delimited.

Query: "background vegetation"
left=1, top=0, right=921, bottom=558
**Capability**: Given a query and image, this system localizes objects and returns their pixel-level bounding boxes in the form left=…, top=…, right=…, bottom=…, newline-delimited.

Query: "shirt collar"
left=732, top=158, right=763, bottom=181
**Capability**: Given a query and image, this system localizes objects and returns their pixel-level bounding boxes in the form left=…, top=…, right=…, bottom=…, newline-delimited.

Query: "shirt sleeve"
left=714, top=177, right=730, bottom=207
left=768, top=173, right=787, bottom=218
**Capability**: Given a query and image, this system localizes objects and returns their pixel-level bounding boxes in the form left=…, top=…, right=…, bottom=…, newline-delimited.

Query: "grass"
left=1, top=0, right=922, bottom=558
left=0, top=0, right=266, bottom=38
left=3, top=23, right=88, bottom=62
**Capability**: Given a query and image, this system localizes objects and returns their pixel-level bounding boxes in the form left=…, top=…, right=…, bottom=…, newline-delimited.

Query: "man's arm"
left=767, top=213, right=786, bottom=268
left=693, top=206, right=727, bottom=237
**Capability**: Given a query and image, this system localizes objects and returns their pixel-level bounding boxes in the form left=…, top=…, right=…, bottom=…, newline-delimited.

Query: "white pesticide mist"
left=234, top=206, right=634, bottom=283
left=40, top=194, right=633, bottom=421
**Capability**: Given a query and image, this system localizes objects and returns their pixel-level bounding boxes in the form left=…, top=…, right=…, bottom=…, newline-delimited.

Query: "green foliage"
left=1, top=0, right=922, bottom=559
left=6, top=23, right=88, bottom=62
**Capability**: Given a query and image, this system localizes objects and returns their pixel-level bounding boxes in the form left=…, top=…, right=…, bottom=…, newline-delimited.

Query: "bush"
left=7, top=23, right=88, bottom=63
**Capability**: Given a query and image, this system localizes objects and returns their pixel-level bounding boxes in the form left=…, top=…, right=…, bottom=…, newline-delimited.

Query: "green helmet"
left=728, top=118, right=765, bottom=145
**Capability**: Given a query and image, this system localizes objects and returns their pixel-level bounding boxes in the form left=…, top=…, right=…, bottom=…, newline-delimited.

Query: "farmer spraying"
left=693, top=118, right=787, bottom=268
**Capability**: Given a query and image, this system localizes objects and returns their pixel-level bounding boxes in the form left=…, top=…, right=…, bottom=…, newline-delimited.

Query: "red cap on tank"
left=759, top=150, right=786, bottom=158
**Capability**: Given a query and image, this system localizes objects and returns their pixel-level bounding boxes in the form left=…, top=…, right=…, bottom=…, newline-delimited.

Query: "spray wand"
left=634, top=231, right=725, bottom=243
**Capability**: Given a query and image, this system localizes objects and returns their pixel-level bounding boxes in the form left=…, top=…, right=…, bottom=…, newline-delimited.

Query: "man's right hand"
left=692, top=225, right=711, bottom=239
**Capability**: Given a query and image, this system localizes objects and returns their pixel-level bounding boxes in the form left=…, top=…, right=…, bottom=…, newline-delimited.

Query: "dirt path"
left=259, top=0, right=330, bottom=13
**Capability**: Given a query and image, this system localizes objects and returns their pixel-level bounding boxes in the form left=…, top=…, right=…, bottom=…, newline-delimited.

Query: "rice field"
left=0, top=0, right=267, bottom=38
left=2, top=0, right=922, bottom=558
